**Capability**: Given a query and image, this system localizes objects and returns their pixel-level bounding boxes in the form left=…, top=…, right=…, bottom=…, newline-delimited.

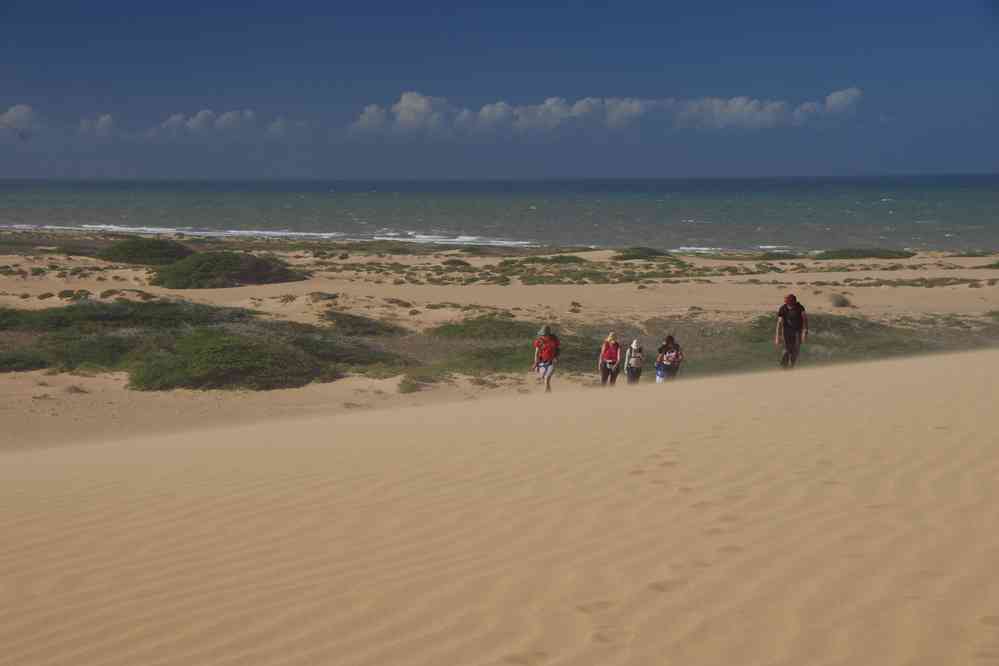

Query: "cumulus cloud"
left=79, top=114, right=115, bottom=138
left=148, top=108, right=260, bottom=136
left=0, top=104, right=38, bottom=139
left=350, top=87, right=864, bottom=137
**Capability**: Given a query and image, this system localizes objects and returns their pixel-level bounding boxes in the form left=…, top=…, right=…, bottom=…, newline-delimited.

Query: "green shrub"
left=323, top=310, right=406, bottom=336
left=813, top=249, right=916, bottom=260
left=442, top=258, right=472, bottom=268
left=151, top=252, right=306, bottom=289
left=428, top=315, right=539, bottom=339
left=130, top=329, right=321, bottom=390
left=0, top=350, right=49, bottom=372
left=99, top=238, right=195, bottom=265
left=0, top=301, right=251, bottom=332
left=612, top=247, right=671, bottom=261
left=37, top=333, right=139, bottom=370
left=829, top=293, right=853, bottom=308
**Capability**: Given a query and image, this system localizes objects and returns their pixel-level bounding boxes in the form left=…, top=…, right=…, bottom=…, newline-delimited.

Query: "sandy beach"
left=3, top=350, right=999, bottom=665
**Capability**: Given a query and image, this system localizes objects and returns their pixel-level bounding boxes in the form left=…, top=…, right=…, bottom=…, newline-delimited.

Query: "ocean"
left=1, top=176, right=997, bottom=252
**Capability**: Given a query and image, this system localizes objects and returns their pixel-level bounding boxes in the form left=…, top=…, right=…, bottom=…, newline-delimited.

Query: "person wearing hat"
left=623, top=339, right=645, bottom=384
left=597, top=332, right=622, bottom=386
left=776, top=293, right=808, bottom=368
left=532, top=324, right=560, bottom=393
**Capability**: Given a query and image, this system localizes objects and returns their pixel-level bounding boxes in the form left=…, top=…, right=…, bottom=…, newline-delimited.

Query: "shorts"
left=537, top=362, right=555, bottom=379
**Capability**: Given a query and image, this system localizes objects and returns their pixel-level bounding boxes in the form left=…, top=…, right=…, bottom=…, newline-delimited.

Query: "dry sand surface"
left=3, top=350, right=999, bottom=665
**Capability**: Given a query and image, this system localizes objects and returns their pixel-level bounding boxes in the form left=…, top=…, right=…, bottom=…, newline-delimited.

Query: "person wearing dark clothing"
left=776, top=294, right=808, bottom=368
left=655, top=335, right=684, bottom=382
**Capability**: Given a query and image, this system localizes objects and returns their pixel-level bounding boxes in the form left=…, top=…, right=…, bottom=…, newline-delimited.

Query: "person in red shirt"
left=597, top=331, right=622, bottom=386
left=532, top=324, right=560, bottom=393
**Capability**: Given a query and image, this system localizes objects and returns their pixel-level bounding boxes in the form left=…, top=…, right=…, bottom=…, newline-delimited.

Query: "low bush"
left=612, top=247, right=671, bottom=261
left=0, top=349, right=49, bottom=372
left=323, top=310, right=407, bottom=336
left=0, top=301, right=251, bottom=332
left=130, top=329, right=321, bottom=390
left=829, top=293, right=853, bottom=308
left=37, top=333, right=139, bottom=370
left=428, top=315, right=539, bottom=339
left=151, top=252, right=306, bottom=289
left=99, top=238, right=195, bottom=265
left=813, top=248, right=916, bottom=260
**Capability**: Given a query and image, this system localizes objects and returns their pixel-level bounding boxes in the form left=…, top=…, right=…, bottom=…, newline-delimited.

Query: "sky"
left=1, top=0, right=997, bottom=178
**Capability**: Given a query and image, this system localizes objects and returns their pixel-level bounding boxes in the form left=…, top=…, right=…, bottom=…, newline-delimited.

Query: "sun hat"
left=631, top=339, right=640, bottom=350
left=538, top=324, right=552, bottom=336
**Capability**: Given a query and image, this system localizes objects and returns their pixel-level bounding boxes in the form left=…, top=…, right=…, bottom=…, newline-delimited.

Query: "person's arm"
left=624, top=348, right=632, bottom=369
left=532, top=344, right=540, bottom=369
left=775, top=315, right=783, bottom=347
left=801, top=311, right=809, bottom=343
left=597, top=343, right=605, bottom=371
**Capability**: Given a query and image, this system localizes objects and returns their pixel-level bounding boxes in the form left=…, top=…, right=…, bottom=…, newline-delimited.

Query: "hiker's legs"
left=784, top=332, right=801, bottom=368
left=542, top=363, right=554, bottom=392
left=633, top=368, right=642, bottom=383
left=600, top=364, right=611, bottom=385
left=609, top=368, right=619, bottom=386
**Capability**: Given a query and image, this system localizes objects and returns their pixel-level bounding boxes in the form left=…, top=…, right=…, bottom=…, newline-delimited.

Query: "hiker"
left=597, top=332, right=622, bottom=386
left=532, top=324, right=560, bottom=393
left=624, top=339, right=644, bottom=384
left=776, top=293, right=808, bottom=368
left=656, top=335, right=684, bottom=383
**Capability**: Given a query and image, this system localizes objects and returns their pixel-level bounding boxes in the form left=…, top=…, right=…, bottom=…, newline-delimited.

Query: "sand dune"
left=3, top=351, right=999, bottom=665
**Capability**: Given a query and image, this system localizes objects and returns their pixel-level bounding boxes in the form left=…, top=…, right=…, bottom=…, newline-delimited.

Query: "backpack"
left=628, top=348, right=644, bottom=367
left=536, top=335, right=560, bottom=362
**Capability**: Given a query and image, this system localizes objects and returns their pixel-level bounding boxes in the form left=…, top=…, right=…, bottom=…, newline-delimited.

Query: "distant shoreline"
left=2, top=225, right=995, bottom=256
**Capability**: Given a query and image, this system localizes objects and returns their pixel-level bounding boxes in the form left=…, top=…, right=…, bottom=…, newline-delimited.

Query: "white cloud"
left=350, top=104, right=389, bottom=133
left=350, top=87, right=864, bottom=137
left=147, top=108, right=275, bottom=138
left=185, top=109, right=217, bottom=131
left=79, top=114, right=115, bottom=138
left=391, top=92, right=450, bottom=132
left=216, top=109, right=255, bottom=130
left=0, top=104, right=37, bottom=138
left=792, top=87, right=863, bottom=126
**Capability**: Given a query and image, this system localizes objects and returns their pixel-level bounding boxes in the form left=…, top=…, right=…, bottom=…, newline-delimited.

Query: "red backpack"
left=536, top=335, right=560, bottom=362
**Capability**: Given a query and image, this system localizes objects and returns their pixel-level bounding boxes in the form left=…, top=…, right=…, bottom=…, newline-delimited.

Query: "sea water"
left=1, top=175, right=997, bottom=251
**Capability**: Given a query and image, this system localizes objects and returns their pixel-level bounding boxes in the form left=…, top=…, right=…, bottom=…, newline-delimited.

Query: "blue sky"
left=1, top=0, right=996, bottom=178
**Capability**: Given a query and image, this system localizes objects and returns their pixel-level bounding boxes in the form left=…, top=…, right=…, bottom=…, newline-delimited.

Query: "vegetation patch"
left=324, top=310, right=407, bottom=336
left=829, top=293, right=854, bottom=308
left=99, top=237, right=195, bottom=265
left=611, top=247, right=673, bottom=261
left=152, top=252, right=307, bottom=289
left=0, top=349, right=50, bottom=372
left=813, top=248, right=916, bottom=260
left=130, top=329, right=322, bottom=390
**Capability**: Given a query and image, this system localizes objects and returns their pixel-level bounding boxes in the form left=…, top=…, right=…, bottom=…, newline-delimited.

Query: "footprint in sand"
left=703, top=527, right=726, bottom=536
left=629, top=469, right=646, bottom=476
left=718, top=544, right=745, bottom=554
left=503, top=650, right=548, bottom=665
left=981, top=616, right=999, bottom=627
left=592, top=625, right=635, bottom=645
left=647, top=579, right=687, bottom=594
left=576, top=600, right=614, bottom=614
